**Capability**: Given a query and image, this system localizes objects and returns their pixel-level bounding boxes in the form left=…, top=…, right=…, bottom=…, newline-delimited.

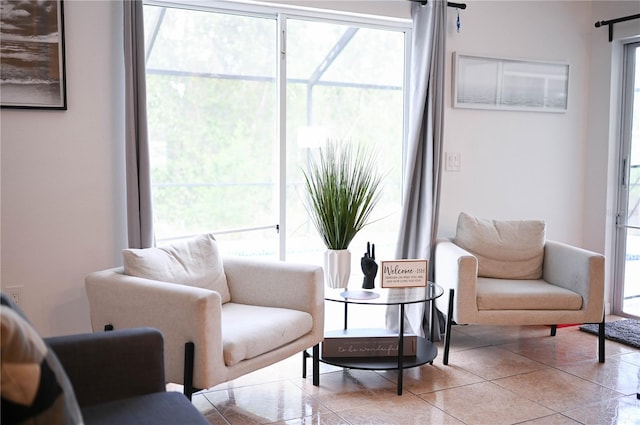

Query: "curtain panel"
left=387, top=0, right=447, bottom=338
left=124, top=0, right=154, bottom=248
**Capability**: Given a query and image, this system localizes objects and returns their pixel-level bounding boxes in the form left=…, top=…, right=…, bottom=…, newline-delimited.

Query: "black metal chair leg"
left=598, top=315, right=605, bottom=363
left=302, top=350, right=307, bottom=378
left=550, top=325, right=557, bottom=336
left=312, top=343, right=319, bottom=386
left=302, top=345, right=320, bottom=385
left=184, top=341, right=196, bottom=400
left=443, top=288, right=454, bottom=366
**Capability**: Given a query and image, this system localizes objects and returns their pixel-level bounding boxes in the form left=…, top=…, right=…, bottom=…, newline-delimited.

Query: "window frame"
left=144, top=0, right=412, bottom=260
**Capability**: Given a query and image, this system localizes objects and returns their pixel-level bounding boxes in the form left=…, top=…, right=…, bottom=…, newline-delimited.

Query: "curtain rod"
left=595, top=13, right=640, bottom=42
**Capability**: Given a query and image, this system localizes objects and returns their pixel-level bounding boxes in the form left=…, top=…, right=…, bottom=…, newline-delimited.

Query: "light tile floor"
left=177, top=316, right=640, bottom=425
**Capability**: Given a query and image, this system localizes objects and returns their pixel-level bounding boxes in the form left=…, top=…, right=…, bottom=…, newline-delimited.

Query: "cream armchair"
left=85, top=234, right=324, bottom=400
left=435, top=213, right=605, bottom=365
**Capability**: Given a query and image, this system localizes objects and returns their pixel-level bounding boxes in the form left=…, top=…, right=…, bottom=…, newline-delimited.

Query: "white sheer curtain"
left=124, top=0, right=154, bottom=248
left=386, top=0, right=447, bottom=338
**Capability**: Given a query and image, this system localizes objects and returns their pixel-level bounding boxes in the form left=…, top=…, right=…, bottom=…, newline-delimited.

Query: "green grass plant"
left=302, top=141, right=383, bottom=250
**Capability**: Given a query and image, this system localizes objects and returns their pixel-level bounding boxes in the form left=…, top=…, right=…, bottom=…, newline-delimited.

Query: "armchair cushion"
left=222, top=303, right=313, bottom=366
left=476, top=278, right=583, bottom=310
left=81, top=392, right=207, bottom=425
left=454, top=212, right=545, bottom=279
left=123, top=233, right=230, bottom=303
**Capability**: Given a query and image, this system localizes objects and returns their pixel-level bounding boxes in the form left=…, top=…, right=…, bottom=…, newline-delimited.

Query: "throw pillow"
left=0, top=295, right=83, bottom=425
left=123, top=233, right=231, bottom=303
left=454, top=212, right=545, bottom=279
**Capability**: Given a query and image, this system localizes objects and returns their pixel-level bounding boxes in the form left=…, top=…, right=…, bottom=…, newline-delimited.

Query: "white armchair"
left=435, top=213, right=605, bottom=365
left=85, top=234, right=324, bottom=399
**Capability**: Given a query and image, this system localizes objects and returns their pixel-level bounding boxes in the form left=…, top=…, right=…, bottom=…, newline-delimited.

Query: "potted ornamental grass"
left=302, top=141, right=383, bottom=288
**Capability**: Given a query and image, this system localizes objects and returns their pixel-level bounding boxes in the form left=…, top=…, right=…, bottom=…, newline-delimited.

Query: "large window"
left=144, top=1, right=409, bottom=266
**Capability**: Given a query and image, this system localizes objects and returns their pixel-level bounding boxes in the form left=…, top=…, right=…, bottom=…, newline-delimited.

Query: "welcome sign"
left=380, top=260, right=428, bottom=288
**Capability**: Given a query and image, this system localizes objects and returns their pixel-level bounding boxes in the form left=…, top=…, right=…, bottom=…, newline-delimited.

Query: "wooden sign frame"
left=380, top=259, right=428, bottom=288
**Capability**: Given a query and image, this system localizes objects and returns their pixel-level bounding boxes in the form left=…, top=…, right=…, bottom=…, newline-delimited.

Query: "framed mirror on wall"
left=453, top=52, right=569, bottom=113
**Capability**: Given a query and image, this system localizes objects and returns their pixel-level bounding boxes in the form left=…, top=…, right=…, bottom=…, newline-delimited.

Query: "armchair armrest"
left=85, top=268, right=223, bottom=388
left=44, top=328, right=165, bottom=408
left=434, top=239, right=479, bottom=323
left=543, top=240, right=605, bottom=321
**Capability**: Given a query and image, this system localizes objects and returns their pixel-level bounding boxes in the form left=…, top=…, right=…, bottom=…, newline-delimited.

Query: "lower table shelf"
left=312, top=328, right=438, bottom=395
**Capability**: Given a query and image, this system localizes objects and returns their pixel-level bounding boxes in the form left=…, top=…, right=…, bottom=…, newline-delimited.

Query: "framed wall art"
left=453, top=53, right=569, bottom=113
left=1, top=0, right=67, bottom=110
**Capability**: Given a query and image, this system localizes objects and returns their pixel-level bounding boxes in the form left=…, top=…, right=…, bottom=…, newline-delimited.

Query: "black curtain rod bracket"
left=448, top=2, right=466, bottom=9
left=595, top=13, right=640, bottom=42
left=413, top=0, right=467, bottom=9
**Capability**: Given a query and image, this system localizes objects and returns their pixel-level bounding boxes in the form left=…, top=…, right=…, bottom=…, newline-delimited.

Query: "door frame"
left=613, top=40, right=640, bottom=319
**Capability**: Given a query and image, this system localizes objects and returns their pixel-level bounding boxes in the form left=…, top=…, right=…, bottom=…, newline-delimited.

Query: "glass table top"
left=324, top=282, right=443, bottom=306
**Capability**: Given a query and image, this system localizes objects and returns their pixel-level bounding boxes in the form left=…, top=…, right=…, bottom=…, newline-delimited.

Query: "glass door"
left=283, top=18, right=406, bottom=266
left=615, top=41, right=640, bottom=319
left=144, top=5, right=279, bottom=257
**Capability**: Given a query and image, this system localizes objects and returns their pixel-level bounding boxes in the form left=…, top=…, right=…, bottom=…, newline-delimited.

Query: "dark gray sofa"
left=45, top=327, right=209, bottom=425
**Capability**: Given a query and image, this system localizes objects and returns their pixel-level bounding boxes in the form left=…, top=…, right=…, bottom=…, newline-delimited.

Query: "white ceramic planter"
left=323, top=249, right=351, bottom=289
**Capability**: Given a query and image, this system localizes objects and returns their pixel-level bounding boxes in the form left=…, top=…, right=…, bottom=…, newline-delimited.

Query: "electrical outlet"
left=6, top=286, right=24, bottom=308
left=445, top=152, right=461, bottom=171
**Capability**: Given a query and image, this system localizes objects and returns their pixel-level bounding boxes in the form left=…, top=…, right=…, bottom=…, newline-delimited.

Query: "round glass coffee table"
left=314, top=282, right=444, bottom=395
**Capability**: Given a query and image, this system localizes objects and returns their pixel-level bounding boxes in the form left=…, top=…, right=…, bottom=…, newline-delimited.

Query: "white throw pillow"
left=454, top=212, right=545, bottom=279
left=123, top=233, right=231, bottom=303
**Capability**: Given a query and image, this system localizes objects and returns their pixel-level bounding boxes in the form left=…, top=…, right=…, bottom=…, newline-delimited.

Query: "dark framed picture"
left=1, top=0, right=67, bottom=110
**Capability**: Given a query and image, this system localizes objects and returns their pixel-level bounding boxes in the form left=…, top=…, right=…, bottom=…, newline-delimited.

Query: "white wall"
left=1, top=0, right=637, bottom=336
left=439, top=1, right=594, bottom=242
left=1, top=0, right=127, bottom=336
